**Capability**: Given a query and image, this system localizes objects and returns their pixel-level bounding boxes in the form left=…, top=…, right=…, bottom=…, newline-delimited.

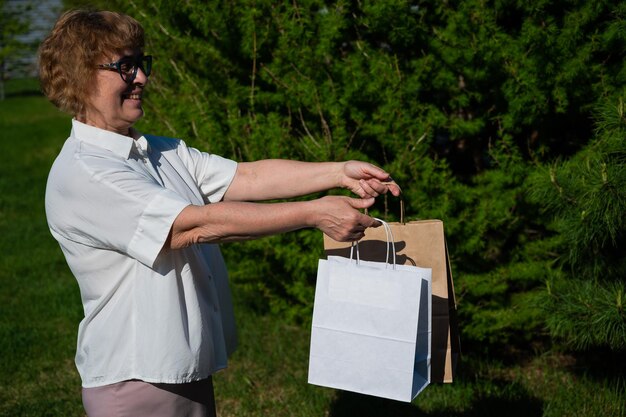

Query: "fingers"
left=347, top=197, right=375, bottom=210
left=359, top=179, right=380, bottom=197
left=343, top=160, right=402, bottom=198
left=339, top=215, right=379, bottom=241
left=360, top=163, right=392, bottom=181
left=359, top=179, right=402, bottom=198
left=317, top=196, right=382, bottom=242
left=331, top=220, right=371, bottom=242
left=343, top=199, right=381, bottom=240
left=344, top=227, right=366, bottom=241
left=383, top=180, right=402, bottom=197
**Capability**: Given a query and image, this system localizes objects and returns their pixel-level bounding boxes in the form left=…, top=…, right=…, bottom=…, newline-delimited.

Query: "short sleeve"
left=169, top=138, right=238, bottom=203
left=46, top=149, right=190, bottom=268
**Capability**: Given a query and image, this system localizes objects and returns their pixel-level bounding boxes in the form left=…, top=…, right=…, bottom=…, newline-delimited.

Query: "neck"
left=78, top=114, right=132, bottom=137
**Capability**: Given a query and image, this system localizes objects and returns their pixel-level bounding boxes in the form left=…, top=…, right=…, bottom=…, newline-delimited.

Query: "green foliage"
left=0, top=0, right=32, bottom=100
left=530, top=97, right=626, bottom=278
left=87, top=0, right=626, bottom=351
left=0, top=1, right=30, bottom=63
left=542, top=278, right=626, bottom=350
left=528, top=96, right=626, bottom=350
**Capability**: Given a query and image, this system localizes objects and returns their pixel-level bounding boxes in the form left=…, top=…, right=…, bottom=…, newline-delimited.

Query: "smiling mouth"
left=123, top=93, right=142, bottom=100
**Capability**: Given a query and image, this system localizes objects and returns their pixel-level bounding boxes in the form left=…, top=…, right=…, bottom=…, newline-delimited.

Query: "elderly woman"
left=39, top=9, right=400, bottom=417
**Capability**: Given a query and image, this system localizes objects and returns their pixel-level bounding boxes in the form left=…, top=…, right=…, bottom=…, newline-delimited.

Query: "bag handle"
left=349, top=218, right=397, bottom=269
left=364, top=197, right=405, bottom=224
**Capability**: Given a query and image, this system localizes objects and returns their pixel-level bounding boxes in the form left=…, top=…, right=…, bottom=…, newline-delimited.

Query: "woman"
left=39, top=9, right=400, bottom=417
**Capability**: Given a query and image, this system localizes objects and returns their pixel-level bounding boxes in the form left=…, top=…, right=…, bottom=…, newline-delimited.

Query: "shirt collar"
left=71, top=119, right=147, bottom=159
left=135, top=135, right=150, bottom=158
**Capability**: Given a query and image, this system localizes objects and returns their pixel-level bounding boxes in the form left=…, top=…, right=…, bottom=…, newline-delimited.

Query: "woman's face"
left=83, top=50, right=150, bottom=135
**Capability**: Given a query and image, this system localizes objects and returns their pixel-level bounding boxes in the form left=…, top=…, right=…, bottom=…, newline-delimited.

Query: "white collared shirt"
left=45, top=120, right=239, bottom=387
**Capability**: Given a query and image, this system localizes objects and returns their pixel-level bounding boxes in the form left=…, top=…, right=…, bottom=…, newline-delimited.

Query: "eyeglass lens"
left=119, top=56, right=152, bottom=82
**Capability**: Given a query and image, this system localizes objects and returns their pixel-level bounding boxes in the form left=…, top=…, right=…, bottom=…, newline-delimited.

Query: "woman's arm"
left=223, top=160, right=401, bottom=201
left=168, top=195, right=377, bottom=249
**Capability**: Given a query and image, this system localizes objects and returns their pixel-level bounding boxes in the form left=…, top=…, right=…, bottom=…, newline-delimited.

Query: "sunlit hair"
left=38, top=9, right=145, bottom=117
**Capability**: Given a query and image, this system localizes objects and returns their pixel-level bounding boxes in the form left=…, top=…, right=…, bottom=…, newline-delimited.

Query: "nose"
left=133, top=67, right=149, bottom=85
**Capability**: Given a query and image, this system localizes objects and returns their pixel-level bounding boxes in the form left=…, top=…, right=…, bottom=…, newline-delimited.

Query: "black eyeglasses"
left=97, top=55, right=152, bottom=83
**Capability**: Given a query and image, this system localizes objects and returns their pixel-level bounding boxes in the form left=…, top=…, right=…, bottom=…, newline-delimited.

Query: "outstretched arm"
left=223, top=160, right=401, bottom=201
left=168, top=195, right=378, bottom=249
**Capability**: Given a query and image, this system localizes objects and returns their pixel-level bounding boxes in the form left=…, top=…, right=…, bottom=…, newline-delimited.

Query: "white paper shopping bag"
left=308, top=221, right=432, bottom=402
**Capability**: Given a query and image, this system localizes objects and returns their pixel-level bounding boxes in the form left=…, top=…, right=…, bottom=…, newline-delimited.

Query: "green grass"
left=0, top=82, right=83, bottom=416
left=0, top=79, right=624, bottom=416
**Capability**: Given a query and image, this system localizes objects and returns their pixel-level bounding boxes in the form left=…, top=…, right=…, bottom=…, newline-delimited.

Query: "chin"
left=127, top=109, right=144, bottom=123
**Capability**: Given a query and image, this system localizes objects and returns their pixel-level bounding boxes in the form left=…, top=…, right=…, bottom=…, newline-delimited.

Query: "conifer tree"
left=78, top=0, right=626, bottom=351
left=529, top=96, right=626, bottom=350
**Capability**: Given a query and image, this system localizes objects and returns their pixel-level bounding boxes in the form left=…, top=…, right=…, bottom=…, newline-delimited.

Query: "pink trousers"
left=82, top=378, right=216, bottom=417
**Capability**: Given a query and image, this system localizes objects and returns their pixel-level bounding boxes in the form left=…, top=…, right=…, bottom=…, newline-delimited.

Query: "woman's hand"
left=340, top=161, right=402, bottom=198
left=310, top=195, right=380, bottom=242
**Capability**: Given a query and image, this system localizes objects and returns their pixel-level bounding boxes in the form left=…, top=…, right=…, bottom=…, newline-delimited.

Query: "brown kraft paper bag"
left=323, top=219, right=460, bottom=383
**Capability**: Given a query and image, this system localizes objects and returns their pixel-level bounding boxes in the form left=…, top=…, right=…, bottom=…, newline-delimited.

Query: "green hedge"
left=70, top=0, right=625, bottom=353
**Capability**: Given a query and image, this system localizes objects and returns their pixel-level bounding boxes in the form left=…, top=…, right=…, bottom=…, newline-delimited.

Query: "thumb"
left=347, top=197, right=375, bottom=209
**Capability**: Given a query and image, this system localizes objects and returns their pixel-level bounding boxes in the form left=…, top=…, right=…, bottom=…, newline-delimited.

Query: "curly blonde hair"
left=38, top=10, right=145, bottom=117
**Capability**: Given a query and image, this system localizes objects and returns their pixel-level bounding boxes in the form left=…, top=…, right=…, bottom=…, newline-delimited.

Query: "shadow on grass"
left=328, top=382, right=543, bottom=417
left=2, top=77, right=42, bottom=98
left=567, top=347, right=626, bottom=384
left=4, top=90, right=43, bottom=98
